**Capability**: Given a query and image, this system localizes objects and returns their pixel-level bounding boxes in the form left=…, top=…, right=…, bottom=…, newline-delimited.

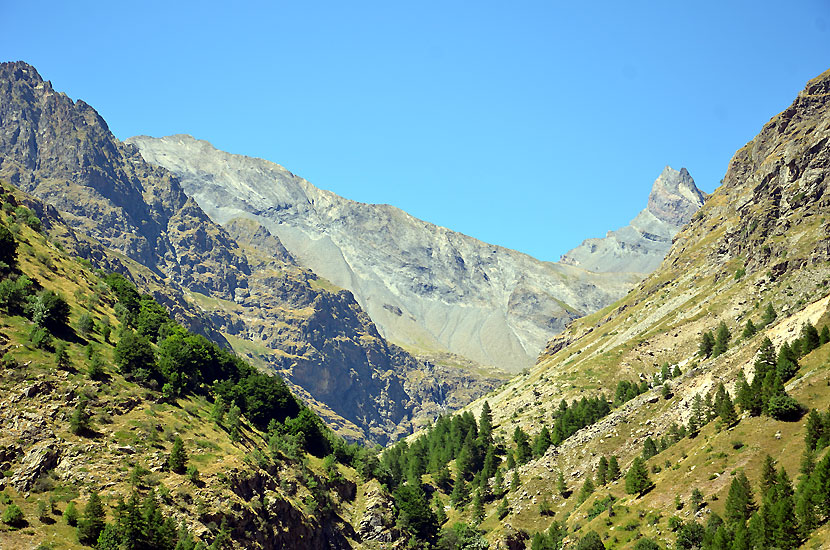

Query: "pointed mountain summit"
left=560, top=166, right=705, bottom=273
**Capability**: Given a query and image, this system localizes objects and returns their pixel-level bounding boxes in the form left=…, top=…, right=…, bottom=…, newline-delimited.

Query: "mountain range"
left=126, top=135, right=702, bottom=372
left=3, top=59, right=827, bottom=550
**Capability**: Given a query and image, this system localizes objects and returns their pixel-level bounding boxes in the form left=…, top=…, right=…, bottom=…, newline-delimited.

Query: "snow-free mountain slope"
left=129, top=134, right=640, bottom=372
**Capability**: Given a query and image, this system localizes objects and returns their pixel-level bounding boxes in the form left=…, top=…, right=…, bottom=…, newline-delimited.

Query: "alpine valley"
left=0, top=59, right=828, bottom=550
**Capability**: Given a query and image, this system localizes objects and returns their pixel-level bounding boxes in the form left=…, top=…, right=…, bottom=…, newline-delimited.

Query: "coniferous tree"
left=70, top=396, right=92, bottom=436
left=725, top=471, right=754, bottom=525
left=77, top=491, right=106, bottom=545
left=804, top=409, right=825, bottom=451
left=699, top=330, right=715, bottom=358
left=761, top=303, right=777, bottom=326
left=434, top=463, right=452, bottom=491
left=661, top=362, right=671, bottom=382
left=760, top=455, right=778, bottom=498
left=776, top=342, right=799, bottom=382
left=713, top=321, right=731, bottom=357
left=532, top=426, right=552, bottom=457
left=718, top=389, right=738, bottom=428
left=736, top=370, right=761, bottom=416
left=497, top=497, right=509, bottom=519
left=625, top=457, right=653, bottom=496
left=513, top=427, right=532, bottom=465
left=577, top=476, right=594, bottom=504
left=450, top=470, right=469, bottom=509
left=672, top=364, right=682, bottom=378
left=492, top=468, right=505, bottom=499
left=64, top=501, right=79, bottom=526
left=608, top=456, right=620, bottom=481
left=819, top=325, right=830, bottom=345
left=801, top=322, right=820, bottom=354
left=596, top=456, right=608, bottom=486
left=433, top=494, right=447, bottom=526
left=772, top=469, right=799, bottom=549
left=168, top=436, right=188, bottom=474
left=471, top=489, right=484, bottom=524
left=742, top=319, right=757, bottom=339
left=511, top=470, right=521, bottom=492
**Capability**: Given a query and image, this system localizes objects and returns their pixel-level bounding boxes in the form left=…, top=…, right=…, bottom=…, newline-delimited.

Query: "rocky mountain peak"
left=559, top=166, right=706, bottom=274
left=647, top=165, right=705, bottom=227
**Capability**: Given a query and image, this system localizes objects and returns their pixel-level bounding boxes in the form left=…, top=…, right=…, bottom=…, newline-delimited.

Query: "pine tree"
left=820, top=325, right=830, bottom=345
left=736, top=370, right=761, bottom=416
left=725, top=471, right=755, bottom=525
left=661, top=362, right=671, bottom=381
left=672, top=364, right=682, bottom=378
left=801, top=322, right=821, bottom=354
left=575, top=531, right=605, bottom=550
left=55, top=341, right=71, bottom=370
left=713, top=321, right=731, bottom=357
left=776, top=342, right=799, bottom=382
left=625, top=457, right=653, bottom=496
left=742, top=319, right=757, bottom=339
left=760, top=455, right=778, bottom=498
left=532, top=426, right=552, bottom=457
left=642, top=437, right=658, bottom=459
left=432, top=494, right=447, bottom=525
left=772, top=469, right=799, bottom=549
left=77, top=491, right=106, bottom=545
left=699, top=331, right=715, bottom=358
left=70, top=396, right=91, bottom=435
left=478, top=401, right=493, bottom=445
left=492, top=468, right=505, bottom=498
left=577, top=476, right=594, bottom=504
left=804, top=409, right=824, bottom=451
left=718, top=390, right=739, bottom=427
left=511, top=470, right=521, bottom=492
left=450, top=470, right=469, bottom=509
left=596, top=456, right=608, bottom=486
left=761, top=303, right=777, bottom=326
left=471, top=489, right=484, bottom=524
left=497, top=497, right=509, bottom=519
left=608, top=456, right=620, bottom=480
left=64, top=501, right=78, bottom=526
left=168, top=436, right=188, bottom=474
left=513, top=427, right=532, bottom=465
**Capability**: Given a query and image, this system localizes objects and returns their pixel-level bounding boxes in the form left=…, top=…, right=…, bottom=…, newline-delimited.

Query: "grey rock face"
left=128, top=135, right=638, bottom=372
left=560, top=167, right=705, bottom=274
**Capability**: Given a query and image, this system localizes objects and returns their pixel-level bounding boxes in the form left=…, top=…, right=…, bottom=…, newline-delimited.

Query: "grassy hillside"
left=0, top=183, right=385, bottom=550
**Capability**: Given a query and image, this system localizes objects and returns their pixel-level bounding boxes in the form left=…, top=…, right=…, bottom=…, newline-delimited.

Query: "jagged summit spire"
left=648, top=166, right=705, bottom=227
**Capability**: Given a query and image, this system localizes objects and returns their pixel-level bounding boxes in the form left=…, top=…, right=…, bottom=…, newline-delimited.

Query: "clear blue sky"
left=2, top=1, right=828, bottom=261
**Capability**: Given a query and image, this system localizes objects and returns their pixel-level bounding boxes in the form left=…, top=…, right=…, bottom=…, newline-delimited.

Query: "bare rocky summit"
left=128, top=134, right=638, bottom=372
left=560, top=166, right=705, bottom=273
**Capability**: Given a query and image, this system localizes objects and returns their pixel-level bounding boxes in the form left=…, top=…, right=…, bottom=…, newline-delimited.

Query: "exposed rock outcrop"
left=560, top=166, right=705, bottom=273
left=128, top=134, right=638, bottom=371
